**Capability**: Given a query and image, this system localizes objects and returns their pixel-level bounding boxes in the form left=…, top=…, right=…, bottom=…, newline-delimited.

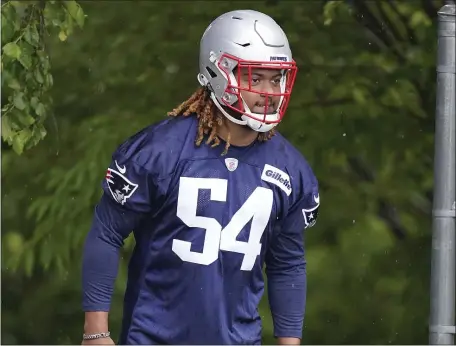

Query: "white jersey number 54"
left=172, top=177, right=273, bottom=271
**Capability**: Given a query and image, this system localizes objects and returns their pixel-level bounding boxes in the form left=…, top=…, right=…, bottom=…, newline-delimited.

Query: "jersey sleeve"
left=82, top=149, right=156, bottom=311
left=101, top=152, right=154, bottom=213
left=265, top=172, right=320, bottom=339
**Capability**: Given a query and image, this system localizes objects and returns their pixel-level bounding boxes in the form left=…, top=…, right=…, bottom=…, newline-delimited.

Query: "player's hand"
left=81, top=337, right=115, bottom=345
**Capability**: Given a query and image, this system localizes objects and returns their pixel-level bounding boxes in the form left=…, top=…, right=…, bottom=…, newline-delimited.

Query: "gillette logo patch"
left=261, top=164, right=292, bottom=196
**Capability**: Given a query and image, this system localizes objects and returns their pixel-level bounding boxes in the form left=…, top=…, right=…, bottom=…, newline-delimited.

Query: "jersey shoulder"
left=113, top=115, right=198, bottom=179
left=264, top=132, right=318, bottom=198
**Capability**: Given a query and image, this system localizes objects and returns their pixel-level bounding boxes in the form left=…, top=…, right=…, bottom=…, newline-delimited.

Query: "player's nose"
left=259, top=82, right=276, bottom=95
left=259, top=93, right=273, bottom=105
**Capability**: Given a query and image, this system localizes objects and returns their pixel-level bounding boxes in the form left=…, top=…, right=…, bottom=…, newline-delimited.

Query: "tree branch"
left=374, top=0, right=406, bottom=44
left=347, top=156, right=407, bottom=240
left=352, top=0, right=406, bottom=63
left=386, top=0, right=418, bottom=45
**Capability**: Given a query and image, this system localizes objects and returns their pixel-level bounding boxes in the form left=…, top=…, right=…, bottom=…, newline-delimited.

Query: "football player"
left=82, top=9, right=320, bottom=345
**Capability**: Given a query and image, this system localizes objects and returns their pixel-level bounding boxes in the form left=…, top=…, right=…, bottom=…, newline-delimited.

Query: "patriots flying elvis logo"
left=105, top=161, right=138, bottom=205
left=302, top=194, right=320, bottom=229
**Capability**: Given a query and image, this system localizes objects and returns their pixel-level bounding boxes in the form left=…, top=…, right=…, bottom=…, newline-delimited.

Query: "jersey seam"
left=125, top=224, right=157, bottom=341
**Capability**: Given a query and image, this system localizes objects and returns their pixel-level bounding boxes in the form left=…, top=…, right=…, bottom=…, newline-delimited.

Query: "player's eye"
left=272, top=78, right=281, bottom=85
left=250, top=78, right=260, bottom=85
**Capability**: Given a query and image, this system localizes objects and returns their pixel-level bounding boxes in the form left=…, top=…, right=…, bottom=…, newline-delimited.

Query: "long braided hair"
left=167, top=87, right=275, bottom=155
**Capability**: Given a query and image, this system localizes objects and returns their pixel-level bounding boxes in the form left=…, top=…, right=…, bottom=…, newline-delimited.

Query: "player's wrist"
left=84, top=311, right=109, bottom=334
left=277, top=337, right=301, bottom=345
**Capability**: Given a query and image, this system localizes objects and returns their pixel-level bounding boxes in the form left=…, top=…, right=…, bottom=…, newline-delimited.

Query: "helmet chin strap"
left=245, top=117, right=277, bottom=133
left=209, top=92, right=278, bottom=133
left=210, top=93, right=246, bottom=126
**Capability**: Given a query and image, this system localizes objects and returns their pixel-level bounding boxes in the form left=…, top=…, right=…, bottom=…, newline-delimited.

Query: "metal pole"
left=429, top=1, right=456, bottom=345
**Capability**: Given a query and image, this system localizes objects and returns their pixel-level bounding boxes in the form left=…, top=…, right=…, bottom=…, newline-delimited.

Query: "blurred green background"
left=1, top=0, right=444, bottom=344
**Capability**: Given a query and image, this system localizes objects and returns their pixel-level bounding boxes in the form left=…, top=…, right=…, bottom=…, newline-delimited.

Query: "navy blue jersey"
left=82, top=115, right=320, bottom=345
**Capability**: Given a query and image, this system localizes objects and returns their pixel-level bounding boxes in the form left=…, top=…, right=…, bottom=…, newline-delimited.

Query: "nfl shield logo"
left=224, top=158, right=239, bottom=172
left=105, top=164, right=139, bottom=205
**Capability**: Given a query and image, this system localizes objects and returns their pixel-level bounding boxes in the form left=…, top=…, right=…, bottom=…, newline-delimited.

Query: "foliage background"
left=1, top=0, right=445, bottom=344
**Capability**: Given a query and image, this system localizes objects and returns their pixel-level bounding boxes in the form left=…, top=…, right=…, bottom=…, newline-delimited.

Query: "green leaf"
left=2, top=2, right=21, bottom=32
left=1, top=115, right=14, bottom=142
left=1, top=14, right=16, bottom=43
left=39, top=54, right=51, bottom=73
left=34, top=69, right=44, bottom=84
left=64, top=1, right=85, bottom=28
left=352, top=88, right=366, bottom=104
left=12, top=128, right=32, bottom=155
left=37, top=123, right=47, bottom=139
left=35, top=103, right=46, bottom=117
left=9, top=1, right=30, bottom=11
left=17, top=48, right=32, bottom=69
left=16, top=111, right=36, bottom=126
left=58, top=30, right=68, bottom=42
left=62, top=13, right=75, bottom=37
left=44, top=73, right=53, bottom=88
left=13, top=92, right=27, bottom=110
left=7, top=78, right=21, bottom=90
left=24, top=25, right=40, bottom=48
left=410, top=11, right=431, bottom=28
left=30, top=96, right=39, bottom=109
left=26, top=123, right=46, bottom=149
left=323, top=1, right=344, bottom=26
left=2, top=42, right=21, bottom=59
left=3, top=232, right=24, bottom=255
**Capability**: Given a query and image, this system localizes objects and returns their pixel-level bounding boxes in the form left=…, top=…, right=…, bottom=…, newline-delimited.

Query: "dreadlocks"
left=167, top=87, right=275, bottom=155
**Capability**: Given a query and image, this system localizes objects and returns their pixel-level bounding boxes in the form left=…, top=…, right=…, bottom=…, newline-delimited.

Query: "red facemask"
left=216, top=53, right=298, bottom=124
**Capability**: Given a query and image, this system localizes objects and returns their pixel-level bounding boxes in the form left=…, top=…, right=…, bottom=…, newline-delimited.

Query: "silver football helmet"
left=197, top=10, right=298, bottom=132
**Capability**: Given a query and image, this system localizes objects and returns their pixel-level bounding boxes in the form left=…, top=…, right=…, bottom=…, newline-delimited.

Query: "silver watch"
left=83, top=331, right=111, bottom=340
